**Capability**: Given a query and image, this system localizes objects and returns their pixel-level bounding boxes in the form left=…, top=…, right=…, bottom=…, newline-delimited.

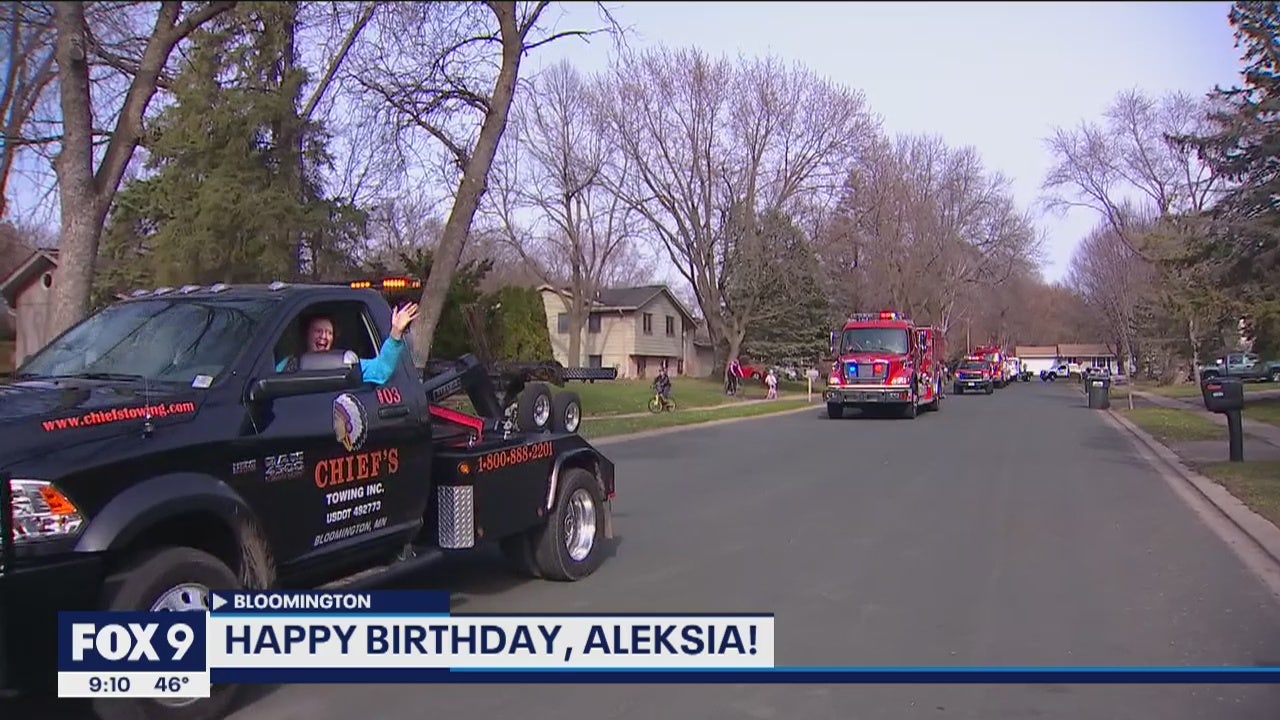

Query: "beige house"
left=1, top=248, right=59, bottom=370
left=1015, top=343, right=1118, bottom=374
left=539, top=284, right=699, bottom=378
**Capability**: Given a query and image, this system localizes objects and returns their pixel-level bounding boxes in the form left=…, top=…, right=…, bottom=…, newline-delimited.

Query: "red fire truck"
left=824, top=311, right=942, bottom=419
left=971, top=343, right=1008, bottom=388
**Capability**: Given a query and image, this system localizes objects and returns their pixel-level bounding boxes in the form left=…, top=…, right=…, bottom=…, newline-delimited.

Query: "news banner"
left=58, top=590, right=1280, bottom=698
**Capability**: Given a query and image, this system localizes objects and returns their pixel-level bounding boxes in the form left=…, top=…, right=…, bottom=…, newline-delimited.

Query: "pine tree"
left=1176, top=2, right=1280, bottom=323
left=740, top=210, right=831, bottom=366
left=97, top=2, right=363, bottom=295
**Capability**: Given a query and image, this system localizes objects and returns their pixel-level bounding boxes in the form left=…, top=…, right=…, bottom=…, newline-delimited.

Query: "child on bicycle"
left=653, top=365, right=673, bottom=404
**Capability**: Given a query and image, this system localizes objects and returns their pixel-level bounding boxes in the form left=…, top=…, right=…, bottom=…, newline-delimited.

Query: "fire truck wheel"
left=532, top=467, right=607, bottom=581
left=517, top=383, right=554, bottom=432
left=551, top=391, right=582, bottom=433
left=827, top=402, right=844, bottom=419
left=985, top=383, right=994, bottom=395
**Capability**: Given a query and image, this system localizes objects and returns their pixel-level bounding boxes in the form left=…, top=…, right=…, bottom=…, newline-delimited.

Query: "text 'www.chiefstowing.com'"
left=41, top=402, right=197, bottom=432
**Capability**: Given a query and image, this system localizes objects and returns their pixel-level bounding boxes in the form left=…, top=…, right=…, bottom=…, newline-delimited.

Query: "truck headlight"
left=9, top=479, right=84, bottom=544
left=889, top=375, right=909, bottom=386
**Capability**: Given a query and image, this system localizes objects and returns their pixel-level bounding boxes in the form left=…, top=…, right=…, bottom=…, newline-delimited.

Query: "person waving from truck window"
left=276, top=302, right=419, bottom=386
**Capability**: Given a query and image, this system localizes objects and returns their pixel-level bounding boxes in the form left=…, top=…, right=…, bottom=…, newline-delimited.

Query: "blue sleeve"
left=275, top=358, right=288, bottom=373
left=359, top=337, right=405, bottom=387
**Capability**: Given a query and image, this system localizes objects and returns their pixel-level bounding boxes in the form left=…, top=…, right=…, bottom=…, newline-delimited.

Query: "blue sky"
left=529, top=1, right=1247, bottom=284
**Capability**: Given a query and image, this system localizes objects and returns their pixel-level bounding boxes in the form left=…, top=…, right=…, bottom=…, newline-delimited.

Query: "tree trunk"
left=411, top=5, right=522, bottom=362
left=48, top=2, right=102, bottom=338
left=1188, top=318, right=1202, bottom=385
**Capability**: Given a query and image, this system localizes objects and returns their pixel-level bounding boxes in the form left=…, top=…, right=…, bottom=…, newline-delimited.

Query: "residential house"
left=0, top=248, right=59, bottom=369
left=1014, top=343, right=1118, bottom=374
left=538, top=284, right=699, bottom=378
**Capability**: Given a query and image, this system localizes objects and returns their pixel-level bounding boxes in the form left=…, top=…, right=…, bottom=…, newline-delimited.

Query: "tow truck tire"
left=531, top=467, right=607, bottom=581
left=93, top=546, right=241, bottom=720
left=826, top=402, right=844, bottom=419
left=551, top=391, right=583, bottom=434
left=516, top=382, right=554, bottom=432
left=1271, top=369, right=1280, bottom=383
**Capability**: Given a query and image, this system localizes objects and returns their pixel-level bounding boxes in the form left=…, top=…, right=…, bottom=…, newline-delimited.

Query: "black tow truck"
left=0, top=278, right=619, bottom=720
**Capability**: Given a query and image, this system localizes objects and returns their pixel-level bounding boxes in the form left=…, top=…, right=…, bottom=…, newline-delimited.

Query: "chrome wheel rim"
left=563, top=402, right=580, bottom=433
left=149, top=583, right=210, bottom=707
left=563, top=488, right=597, bottom=562
left=534, top=394, right=551, bottom=427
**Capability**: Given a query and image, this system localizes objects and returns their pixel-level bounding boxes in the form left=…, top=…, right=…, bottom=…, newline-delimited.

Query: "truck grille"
left=844, top=361, right=885, bottom=384
left=437, top=485, right=475, bottom=549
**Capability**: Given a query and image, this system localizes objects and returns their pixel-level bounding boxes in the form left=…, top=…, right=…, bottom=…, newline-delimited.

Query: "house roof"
left=0, top=248, right=58, bottom=306
left=1058, top=343, right=1114, bottom=358
left=539, top=284, right=698, bottom=324
left=1015, top=345, right=1059, bottom=358
left=1013, top=343, right=1115, bottom=359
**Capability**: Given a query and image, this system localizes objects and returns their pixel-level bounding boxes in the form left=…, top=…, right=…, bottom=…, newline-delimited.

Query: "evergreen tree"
left=1176, top=2, right=1280, bottom=324
left=740, top=210, right=831, bottom=365
left=97, top=2, right=363, bottom=295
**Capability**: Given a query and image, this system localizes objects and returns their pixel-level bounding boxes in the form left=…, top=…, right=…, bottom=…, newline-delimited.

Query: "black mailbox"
left=1202, top=375, right=1245, bottom=413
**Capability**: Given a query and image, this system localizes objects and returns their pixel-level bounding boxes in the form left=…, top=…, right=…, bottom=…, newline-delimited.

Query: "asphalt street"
left=26, top=381, right=1280, bottom=719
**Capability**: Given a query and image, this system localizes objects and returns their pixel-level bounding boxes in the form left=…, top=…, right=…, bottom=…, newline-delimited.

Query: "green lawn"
left=1135, top=381, right=1278, bottom=399
left=1119, top=407, right=1226, bottom=443
left=1245, top=398, right=1280, bottom=427
left=580, top=399, right=811, bottom=439
left=1198, top=461, right=1280, bottom=529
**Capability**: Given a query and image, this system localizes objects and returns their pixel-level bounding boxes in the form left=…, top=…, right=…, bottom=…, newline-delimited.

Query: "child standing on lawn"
left=765, top=369, right=778, bottom=399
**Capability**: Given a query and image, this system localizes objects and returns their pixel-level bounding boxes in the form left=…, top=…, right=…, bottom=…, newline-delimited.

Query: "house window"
left=642, top=313, right=653, bottom=335
left=557, top=313, right=569, bottom=334
left=588, top=354, right=602, bottom=369
left=665, top=316, right=674, bottom=337
left=588, top=315, right=601, bottom=334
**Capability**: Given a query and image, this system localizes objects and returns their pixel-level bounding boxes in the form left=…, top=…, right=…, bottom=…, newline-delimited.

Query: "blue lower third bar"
left=212, top=668, right=1280, bottom=684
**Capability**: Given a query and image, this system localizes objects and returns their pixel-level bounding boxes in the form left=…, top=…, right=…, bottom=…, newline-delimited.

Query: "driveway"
left=31, top=382, right=1280, bottom=719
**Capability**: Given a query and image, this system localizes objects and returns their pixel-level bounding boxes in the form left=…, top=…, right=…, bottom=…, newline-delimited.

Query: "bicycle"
left=648, top=391, right=677, bottom=413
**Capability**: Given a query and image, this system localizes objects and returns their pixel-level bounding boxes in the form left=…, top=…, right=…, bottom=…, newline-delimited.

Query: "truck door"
left=240, top=297, right=430, bottom=570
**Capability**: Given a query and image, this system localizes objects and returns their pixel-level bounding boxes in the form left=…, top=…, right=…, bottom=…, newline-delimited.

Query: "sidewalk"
left=589, top=395, right=809, bottom=420
left=1130, top=390, right=1280, bottom=448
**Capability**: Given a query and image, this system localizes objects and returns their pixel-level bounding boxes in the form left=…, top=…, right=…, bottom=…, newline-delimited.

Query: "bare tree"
left=486, top=59, right=647, bottom=365
left=818, top=133, right=1039, bottom=337
left=45, top=1, right=235, bottom=337
left=347, top=1, right=619, bottom=361
left=1042, top=88, right=1224, bottom=373
left=1066, top=220, right=1155, bottom=371
left=601, top=47, right=878, bottom=374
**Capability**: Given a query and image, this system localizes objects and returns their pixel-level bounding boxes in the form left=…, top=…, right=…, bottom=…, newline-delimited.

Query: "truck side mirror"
left=248, top=364, right=364, bottom=403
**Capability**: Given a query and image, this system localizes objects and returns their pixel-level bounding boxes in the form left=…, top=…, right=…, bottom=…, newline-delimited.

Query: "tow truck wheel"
left=532, top=467, right=607, bottom=581
left=1271, top=369, right=1280, bottom=383
left=551, top=391, right=583, bottom=433
left=93, top=546, right=241, bottom=720
left=516, top=382, right=554, bottom=432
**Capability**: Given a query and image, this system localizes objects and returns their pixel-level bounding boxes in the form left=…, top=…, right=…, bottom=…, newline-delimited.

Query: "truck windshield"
left=18, top=298, right=277, bottom=385
left=960, top=361, right=987, bottom=371
left=840, top=328, right=910, bottom=355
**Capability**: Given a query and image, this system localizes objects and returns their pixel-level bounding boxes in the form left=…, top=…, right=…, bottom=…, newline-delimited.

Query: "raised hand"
left=390, top=302, right=419, bottom=339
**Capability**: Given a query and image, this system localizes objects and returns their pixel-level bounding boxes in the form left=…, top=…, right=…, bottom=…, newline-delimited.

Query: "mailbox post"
left=1202, top=375, right=1246, bottom=462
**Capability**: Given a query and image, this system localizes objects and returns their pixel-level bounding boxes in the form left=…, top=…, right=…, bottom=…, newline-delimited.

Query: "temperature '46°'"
left=155, top=676, right=192, bottom=693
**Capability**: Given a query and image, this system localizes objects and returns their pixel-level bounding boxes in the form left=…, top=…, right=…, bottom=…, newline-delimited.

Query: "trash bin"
left=1086, top=374, right=1111, bottom=409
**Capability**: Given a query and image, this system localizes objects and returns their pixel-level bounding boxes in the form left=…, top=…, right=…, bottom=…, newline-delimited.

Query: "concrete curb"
left=1104, top=408, right=1280, bottom=569
left=589, top=403, right=819, bottom=447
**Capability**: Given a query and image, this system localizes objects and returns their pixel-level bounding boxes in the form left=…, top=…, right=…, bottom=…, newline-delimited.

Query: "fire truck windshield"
left=840, top=327, right=910, bottom=355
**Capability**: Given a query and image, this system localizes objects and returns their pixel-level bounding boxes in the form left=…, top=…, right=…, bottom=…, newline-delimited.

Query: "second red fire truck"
left=825, top=311, right=944, bottom=419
